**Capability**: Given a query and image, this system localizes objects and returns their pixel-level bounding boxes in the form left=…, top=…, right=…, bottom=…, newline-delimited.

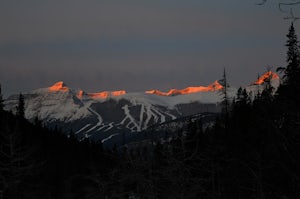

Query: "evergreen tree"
left=219, top=68, right=230, bottom=116
left=278, top=23, right=300, bottom=86
left=254, top=73, right=262, bottom=101
left=235, top=87, right=251, bottom=108
left=276, top=23, right=300, bottom=132
left=219, top=68, right=230, bottom=133
left=0, top=84, right=3, bottom=112
left=236, top=87, right=243, bottom=102
left=0, top=122, right=36, bottom=198
left=260, top=70, right=275, bottom=102
left=16, top=93, right=25, bottom=118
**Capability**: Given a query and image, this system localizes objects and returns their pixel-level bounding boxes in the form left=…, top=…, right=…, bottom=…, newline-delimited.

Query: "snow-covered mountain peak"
left=49, top=81, right=69, bottom=92
left=3, top=70, right=281, bottom=144
left=252, top=71, right=280, bottom=86
left=246, top=71, right=280, bottom=96
left=86, top=90, right=127, bottom=100
left=208, top=80, right=223, bottom=90
left=145, top=80, right=223, bottom=97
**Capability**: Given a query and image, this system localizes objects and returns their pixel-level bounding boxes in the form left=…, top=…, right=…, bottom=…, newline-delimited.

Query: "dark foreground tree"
left=219, top=68, right=230, bottom=117
left=0, top=121, right=37, bottom=199
left=276, top=23, right=300, bottom=133
left=278, top=23, right=300, bottom=85
left=0, top=84, right=3, bottom=112
left=16, top=94, right=25, bottom=118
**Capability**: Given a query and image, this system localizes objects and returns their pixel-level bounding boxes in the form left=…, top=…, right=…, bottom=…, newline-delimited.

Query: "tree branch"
left=257, top=0, right=300, bottom=21
left=255, top=0, right=267, bottom=6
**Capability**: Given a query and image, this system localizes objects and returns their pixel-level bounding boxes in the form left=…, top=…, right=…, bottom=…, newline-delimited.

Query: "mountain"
left=3, top=71, right=280, bottom=146
left=246, top=70, right=280, bottom=96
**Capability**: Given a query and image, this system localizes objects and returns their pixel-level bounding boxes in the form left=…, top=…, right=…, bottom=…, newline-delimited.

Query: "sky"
left=0, top=0, right=298, bottom=96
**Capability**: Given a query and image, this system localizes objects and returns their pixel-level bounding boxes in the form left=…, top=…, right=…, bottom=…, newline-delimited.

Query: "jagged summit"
left=3, top=70, right=281, bottom=144
left=46, top=80, right=223, bottom=99
left=46, top=71, right=280, bottom=99
left=48, top=82, right=127, bottom=99
left=86, top=90, right=127, bottom=99
left=145, top=80, right=223, bottom=96
left=45, top=71, right=280, bottom=98
left=49, top=81, right=69, bottom=92
left=252, top=71, right=280, bottom=85
left=76, top=90, right=89, bottom=98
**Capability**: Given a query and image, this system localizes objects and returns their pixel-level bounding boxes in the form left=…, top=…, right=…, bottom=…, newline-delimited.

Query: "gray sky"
left=0, top=0, right=298, bottom=96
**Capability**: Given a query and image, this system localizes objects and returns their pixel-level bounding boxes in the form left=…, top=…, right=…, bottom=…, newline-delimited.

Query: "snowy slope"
left=3, top=71, right=279, bottom=145
left=4, top=83, right=223, bottom=143
left=5, top=88, right=91, bottom=122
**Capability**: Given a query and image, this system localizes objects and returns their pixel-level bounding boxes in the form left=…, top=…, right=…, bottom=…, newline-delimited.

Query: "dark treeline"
left=0, top=98, right=120, bottom=198
left=1, top=23, right=300, bottom=198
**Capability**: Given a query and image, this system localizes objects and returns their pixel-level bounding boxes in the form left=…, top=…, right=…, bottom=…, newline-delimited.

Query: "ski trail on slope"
left=75, top=124, right=92, bottom=134
left=96, top=125, right=107, bottom=132
left=144, top=105, right=158, bottom=129
left=86, top=107, right=103, bottom=133
left=104, top=122, right=114, bottom=132
left=79, top=133, right=93, bottom=141
left=122, top=105, right=140, bottom=131
left=151, top=107, right=166, bottom=123
left=101, top=133, right=119, bottom=143
left=164, top=111, right=177, bottom=120
left=120, top=117, right=128, bottom=125
left=139, top=104, right=145, bottom=130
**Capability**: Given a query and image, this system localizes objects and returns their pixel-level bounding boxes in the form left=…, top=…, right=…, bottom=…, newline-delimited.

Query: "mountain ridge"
left=3, top=71, right=280, bottom=145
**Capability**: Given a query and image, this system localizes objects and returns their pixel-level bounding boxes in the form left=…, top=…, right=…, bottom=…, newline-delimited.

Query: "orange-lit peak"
left=145, top=90, right=169, bottom=96
left=88, top=92, right=109, bottom=99
left=207, top=80, right=223, bottom=90
left=88, top=90, right=127, bottom=99
left=77, top=90, right=85, bottom=98
left=49, top=81, right=69, bottom=92
left=145, top=81, right=223, bottom=97
left=253, top=71, right=279, bottom=85
left=111, top=90, right=126, bottom=96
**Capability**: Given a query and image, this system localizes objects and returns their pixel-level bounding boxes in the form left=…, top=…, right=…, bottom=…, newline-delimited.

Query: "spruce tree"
left=0, top=84, right=3, bottom=112
left=261, top=70, right=274, bottom=102
left=219, top=68, right=230, bottom=132
left=219, top=68, right=230, bottom=116
left=272, top=24, right=300, bottom=195
left=16, top=93, right=25, bottom=118
left=254, top=73, right=262, bottom=101
left=276, top=23, right=300, bottom=130
left=278, top=22, right=300, bottom=86
left=235, top=87, right=249, bottom=107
